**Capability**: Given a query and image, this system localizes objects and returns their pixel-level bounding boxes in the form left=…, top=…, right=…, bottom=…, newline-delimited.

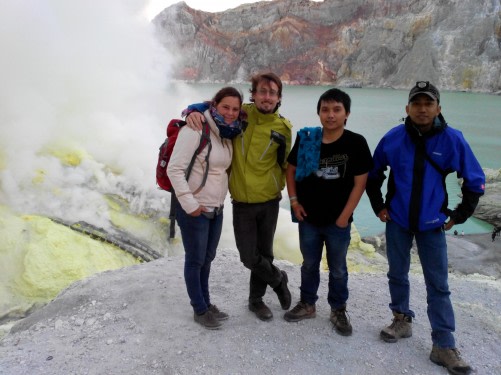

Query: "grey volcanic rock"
left=153, top=0, right=501, bottom=92
left=475, top=168, right=501, bottom=227
left=1, top=249, right=500, bottom=374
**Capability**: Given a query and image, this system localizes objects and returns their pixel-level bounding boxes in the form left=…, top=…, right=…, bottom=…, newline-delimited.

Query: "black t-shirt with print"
left=288, top=129, right=373, bottom=226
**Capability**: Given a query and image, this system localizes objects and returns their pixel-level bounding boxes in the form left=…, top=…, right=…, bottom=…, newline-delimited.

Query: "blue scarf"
left=209, top=106, right=243, bottom=139
left=295, top=127, right=322, bottom=181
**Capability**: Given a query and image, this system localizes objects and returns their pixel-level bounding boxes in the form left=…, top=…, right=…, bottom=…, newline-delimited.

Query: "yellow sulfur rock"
left=0, top=205, right=138, bottom=320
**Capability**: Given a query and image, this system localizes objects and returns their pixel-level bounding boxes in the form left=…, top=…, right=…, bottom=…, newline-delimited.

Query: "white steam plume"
left=0, top=0, right=193, bottom=226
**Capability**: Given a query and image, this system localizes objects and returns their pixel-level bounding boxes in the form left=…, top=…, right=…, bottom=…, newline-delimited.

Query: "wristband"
left=289, top=196, right=298, bottom=201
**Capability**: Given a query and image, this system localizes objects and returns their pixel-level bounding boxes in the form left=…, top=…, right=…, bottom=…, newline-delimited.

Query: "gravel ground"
left=0, top=241, right=500, bottom=375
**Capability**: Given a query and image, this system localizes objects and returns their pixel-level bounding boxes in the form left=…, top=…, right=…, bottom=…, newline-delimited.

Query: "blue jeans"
left=386, top=220, right=456, bottom=348
left=175, top=202, right=223, bottom=315
left=298, top=221, right=351, bottom=310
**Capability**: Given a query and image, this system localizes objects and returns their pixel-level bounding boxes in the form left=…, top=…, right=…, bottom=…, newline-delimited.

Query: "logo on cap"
left=408, top=81, right=440, bottom=103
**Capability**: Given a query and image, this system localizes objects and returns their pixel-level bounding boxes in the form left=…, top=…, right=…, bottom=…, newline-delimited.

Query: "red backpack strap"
left=166, top=119, right=186, bottom=137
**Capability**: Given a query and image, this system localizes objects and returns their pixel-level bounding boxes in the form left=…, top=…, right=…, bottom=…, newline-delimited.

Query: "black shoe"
left=273, top=270, right=292, bottom=310
left=248, top=301, right=273, bottom=321
left=208, top=304, right=229, bottom=321
left=193, top=310, right=222, bottom=330
left=330, top=306, right=353, bottom=336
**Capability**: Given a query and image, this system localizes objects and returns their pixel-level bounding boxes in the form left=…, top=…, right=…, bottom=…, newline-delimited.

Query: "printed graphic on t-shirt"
left=314, top=154, right=348, bottom=180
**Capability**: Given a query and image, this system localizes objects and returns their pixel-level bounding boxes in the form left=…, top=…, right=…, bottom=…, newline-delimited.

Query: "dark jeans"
left=386, top=220, right=455, bottom=348
left=298, top=221, right=351, bottom=309
left=175, top=202, right=223, bottom=315
left=232, top=199, right=283, bottom=303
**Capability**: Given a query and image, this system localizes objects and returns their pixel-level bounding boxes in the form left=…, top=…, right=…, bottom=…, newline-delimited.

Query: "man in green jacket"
left=186, top=73, right=292, bottom=321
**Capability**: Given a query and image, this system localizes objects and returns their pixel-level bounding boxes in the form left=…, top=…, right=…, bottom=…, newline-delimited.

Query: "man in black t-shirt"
left=284, top=88, right=373, bottom=336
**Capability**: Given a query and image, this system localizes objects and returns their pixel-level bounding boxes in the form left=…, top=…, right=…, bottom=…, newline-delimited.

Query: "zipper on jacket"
left=259, top=140, right=273, bottom=161
left=409, top=135, right=426, bottom=232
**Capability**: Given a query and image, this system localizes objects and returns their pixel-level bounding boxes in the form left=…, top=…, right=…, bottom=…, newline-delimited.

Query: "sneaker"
left=273, top=270, right=292, bottom=310
left=248, top=301, right=273, bottom=321
left=193, top=310, right=222, bottom=330
left=208, top=304, right=229, bottom=321
left=330, top=306, right=352, bottom=336
left=284, top=301, right=316, bottom=322
left=430, top=346, right=472, bottom=375
left=380, top=312, right=412, bottom=343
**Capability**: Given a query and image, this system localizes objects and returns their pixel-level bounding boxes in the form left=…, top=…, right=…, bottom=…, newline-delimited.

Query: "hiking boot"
left=430, top=346, right=472, bottom=375
left=284, top=301, right=316, bottom=322
left=273, top=270, right=292, bottom=310
left=248, top=301, right=273, bottom=321
left=208, top=304, right=229, bottom=321
left=380, top=312, right=412, bottom=343
left=193, top=310, right=222, bottom=330
left=330, top=306, right=352, bottom=336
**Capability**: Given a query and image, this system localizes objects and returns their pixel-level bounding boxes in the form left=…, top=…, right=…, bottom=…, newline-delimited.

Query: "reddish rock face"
left=153, top=0, right=501, bottom=92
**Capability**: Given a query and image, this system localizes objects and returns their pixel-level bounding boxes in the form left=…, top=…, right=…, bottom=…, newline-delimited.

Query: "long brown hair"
left=212, top=86, right=243, bottom=107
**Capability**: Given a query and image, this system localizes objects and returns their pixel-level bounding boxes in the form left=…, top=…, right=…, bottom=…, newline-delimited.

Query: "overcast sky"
left=144, top=0, right=323, bottom=19
left=144, top=0, right=264, bottom=18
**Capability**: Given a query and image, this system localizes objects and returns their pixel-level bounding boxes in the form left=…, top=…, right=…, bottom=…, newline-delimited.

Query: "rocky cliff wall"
left=153, top=0, right=501, bottom=92
left=475, top=168, right=501, bottom=227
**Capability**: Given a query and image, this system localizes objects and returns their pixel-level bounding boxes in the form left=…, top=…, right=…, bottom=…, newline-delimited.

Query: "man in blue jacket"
left=366, top=81, right=484, bottom=375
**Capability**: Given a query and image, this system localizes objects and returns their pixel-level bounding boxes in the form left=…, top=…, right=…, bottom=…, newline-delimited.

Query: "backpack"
left=156, top=118, right=212, bottom=239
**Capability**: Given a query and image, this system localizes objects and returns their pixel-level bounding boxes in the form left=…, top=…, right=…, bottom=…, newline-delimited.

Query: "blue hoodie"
left=366, top=116, right=485, bottom=232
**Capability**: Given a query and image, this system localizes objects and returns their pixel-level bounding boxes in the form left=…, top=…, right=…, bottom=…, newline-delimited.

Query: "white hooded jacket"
left=167, top=110, right=233, bottom=214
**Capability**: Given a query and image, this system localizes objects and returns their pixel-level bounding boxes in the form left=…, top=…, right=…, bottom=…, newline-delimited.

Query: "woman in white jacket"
left=167, top=87, right=244, bottom=330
